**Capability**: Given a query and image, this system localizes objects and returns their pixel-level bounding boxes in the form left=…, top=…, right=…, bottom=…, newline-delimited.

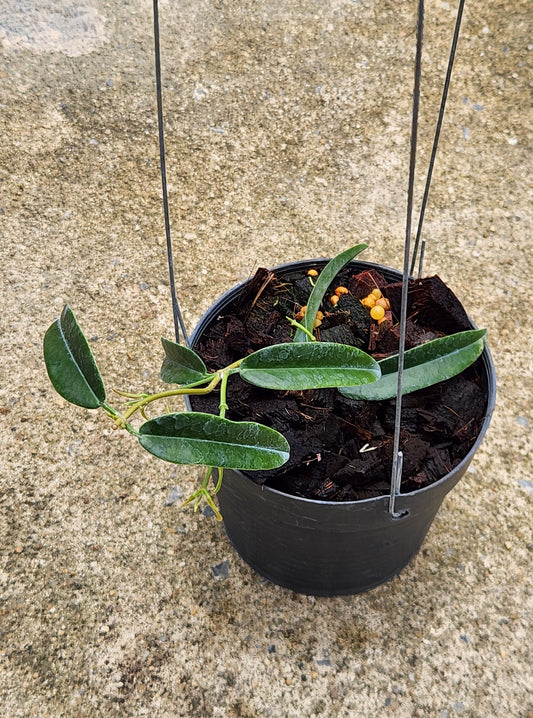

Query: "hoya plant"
left=44, top=245, right=486, bottom=518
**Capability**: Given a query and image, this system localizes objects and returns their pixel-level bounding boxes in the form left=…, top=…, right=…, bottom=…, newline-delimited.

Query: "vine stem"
left=181, top=466, right=223, bottom=521
left=213, top=467, right=224, bottom=493
left=219, top=372, right=230, bottom=419
left=112, top=358, right=244, bottom=427
left=117, top=375, right=221, bottom=425
left=286, top=317, right=316, bottom=342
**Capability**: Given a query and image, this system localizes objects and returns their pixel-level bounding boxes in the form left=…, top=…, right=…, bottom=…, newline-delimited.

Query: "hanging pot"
left=188, top=259, right=496, bottom=596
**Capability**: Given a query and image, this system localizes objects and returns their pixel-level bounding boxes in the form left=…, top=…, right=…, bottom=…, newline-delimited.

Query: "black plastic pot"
left=188, top=260, right=496, bottom=596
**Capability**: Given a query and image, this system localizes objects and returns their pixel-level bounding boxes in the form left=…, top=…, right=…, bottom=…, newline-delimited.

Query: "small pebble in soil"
left=211, top=560, right=230, bottom=579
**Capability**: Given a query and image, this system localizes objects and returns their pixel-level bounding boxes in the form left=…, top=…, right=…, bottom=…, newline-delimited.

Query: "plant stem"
left=181, top=466, right=223, bottom=520
left=101, top=402, right=121, bottom=418
left=213, top=467, right=224, bottom=493
left=219, top=372, right=230, bottom=419
left=286, top=317, right=316, bottom=342
left=113, top=373, right=213, bottom=400
left=114, top=358, right=244, bottom=427
left=116, top=377, right=219, bottom=425
left=200, top=465, right=212, bottom=491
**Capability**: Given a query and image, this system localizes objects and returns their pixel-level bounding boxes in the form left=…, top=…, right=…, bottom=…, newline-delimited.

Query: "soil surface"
left=191, top=264, right=488, bottom=500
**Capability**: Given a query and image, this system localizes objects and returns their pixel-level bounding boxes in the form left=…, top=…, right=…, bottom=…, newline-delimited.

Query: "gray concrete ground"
left=1, top=0, right=531, bottom=716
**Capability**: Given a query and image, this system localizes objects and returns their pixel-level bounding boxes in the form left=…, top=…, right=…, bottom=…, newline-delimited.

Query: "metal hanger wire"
left=389, top=0, right=425, bottom=517
left=410, top=0, right=466, bottom=277
left=152, top=0, right=189, bottom=346
left=390, top=0, right=465, bottom=514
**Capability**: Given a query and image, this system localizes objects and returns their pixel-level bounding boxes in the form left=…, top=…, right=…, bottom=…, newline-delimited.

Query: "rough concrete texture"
left=1, top=0, right=531, bottom=716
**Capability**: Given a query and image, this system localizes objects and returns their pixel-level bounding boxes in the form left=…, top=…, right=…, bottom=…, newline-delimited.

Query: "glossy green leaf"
left=138, top=412, right=290, bottom=470
left=43, top=305, right=106, bottom=409
left=160, top=337, right=210, bottom=384
left=293, top=243, right=368, bottom=342
left=340, top=329, right=487, bottom=401
left=239, top=341, right=380, bottom=390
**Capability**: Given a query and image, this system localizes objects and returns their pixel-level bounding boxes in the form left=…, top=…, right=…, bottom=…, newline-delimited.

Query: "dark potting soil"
left=190, top=264, right=489, bottom=502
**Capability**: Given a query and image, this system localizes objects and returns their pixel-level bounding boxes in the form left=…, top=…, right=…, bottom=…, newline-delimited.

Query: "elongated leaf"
left=239, top=341, right=380, bottom=390
left=340, top=329, right=487, bottom=401
left=160, top=337, right=210, bottom=384
left=43, top=305, right=106, bottom=409
left=294, top=243, right=368, bottom=342
left=138, top=412, right=290, bottom=470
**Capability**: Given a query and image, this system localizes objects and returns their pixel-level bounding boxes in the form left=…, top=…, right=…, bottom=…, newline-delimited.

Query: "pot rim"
left=189, top=257, right=497, bottom=508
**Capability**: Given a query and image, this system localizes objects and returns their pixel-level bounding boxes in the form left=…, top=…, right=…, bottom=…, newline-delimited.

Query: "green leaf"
left=138, top=412, right=290, bottom=470
left=239, top=342, right=380, bottom=390
left=160, top=337, right=210, bottom=384
left=43, top=305, right=106, bottom=409
left=294, top=243, right=368, bottom=342
left=340, top=329, right=487, bottom=401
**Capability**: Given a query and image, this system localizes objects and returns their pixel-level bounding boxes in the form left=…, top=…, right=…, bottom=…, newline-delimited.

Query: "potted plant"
left=43, top=242, right=495, bottom=595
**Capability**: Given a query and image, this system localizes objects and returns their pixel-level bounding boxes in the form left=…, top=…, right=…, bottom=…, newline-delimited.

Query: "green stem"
left=117, top=373, right=221, bottom=425
left=101, top=402, right=121, bottom=418
left=181, top=466, right=223, bottom=521
left=213, top=467, right=224, bottom=494
left=113, top=373, right=213, bottom=402
left=112, top=389, right=149, bottom=400
left=112, top=358, right=244, bottom=429
left=219, top=373, right=230, bottom=419
left=201, top=465, right=212, bottom=491
left=286, top=317, right=317, bottom=342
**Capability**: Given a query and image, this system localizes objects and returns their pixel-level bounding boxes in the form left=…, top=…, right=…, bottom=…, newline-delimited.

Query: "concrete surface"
left=1, top=0, right=531, bottom=716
